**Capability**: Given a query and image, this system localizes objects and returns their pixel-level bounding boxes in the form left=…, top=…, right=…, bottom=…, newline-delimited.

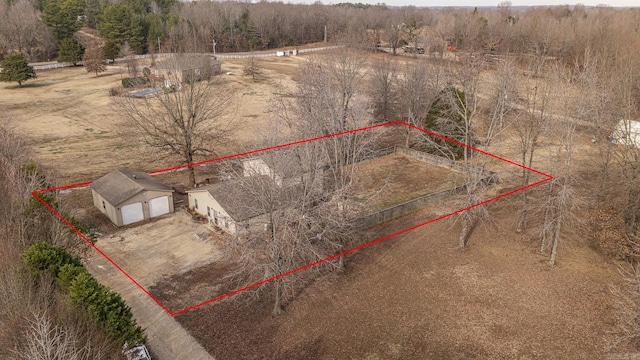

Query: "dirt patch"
left=92, top=211, right=223, bottom=287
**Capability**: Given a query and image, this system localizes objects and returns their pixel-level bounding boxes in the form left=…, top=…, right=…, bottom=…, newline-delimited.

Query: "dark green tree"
left=0, top=53, right=37, bottom=87
left=424, top=87, right=468, bottom=159
left=58, top=37, right=85, bottom=65
left=102, top=40, right=120, bottom=62
left=41, top=0, right=83, bottom=41
left=98, top=3, right=145, bottom=53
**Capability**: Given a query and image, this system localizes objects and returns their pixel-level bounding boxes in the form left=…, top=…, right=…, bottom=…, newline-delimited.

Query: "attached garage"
left=90, top=169, right=175, bottom=227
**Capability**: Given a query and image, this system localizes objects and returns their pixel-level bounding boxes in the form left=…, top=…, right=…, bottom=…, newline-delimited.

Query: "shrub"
left=109, top=87, right=124, bottom=96
left=22, top=243, right=146, bottom=346
left=22, top=241, right=82, bottom=277
left=121, top=77, right=149, bottom=88
left=58, top=263, right=86, bottom=289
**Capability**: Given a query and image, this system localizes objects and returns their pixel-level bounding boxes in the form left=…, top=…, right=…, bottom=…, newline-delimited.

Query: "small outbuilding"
left=612, top=119, right=640, bottom=148
left=90, top=170, right=174, bottom=226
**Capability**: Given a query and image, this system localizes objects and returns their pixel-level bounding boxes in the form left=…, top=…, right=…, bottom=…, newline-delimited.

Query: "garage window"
left=194, top=198, right=198, bottom=209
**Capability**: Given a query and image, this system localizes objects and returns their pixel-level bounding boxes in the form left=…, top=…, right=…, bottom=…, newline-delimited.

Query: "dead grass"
left=352, top=153, right=465, bottom=212
left=173, top=200, right=620, bottom=359
left=5, top=50, right=628, bottom=359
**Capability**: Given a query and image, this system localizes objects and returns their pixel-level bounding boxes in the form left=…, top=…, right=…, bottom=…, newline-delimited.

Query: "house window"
left=194, top=199, right=198, bottom=209
left=207, top=206, right=211, bottom=217
left=102, top=201, right=106, bottom=210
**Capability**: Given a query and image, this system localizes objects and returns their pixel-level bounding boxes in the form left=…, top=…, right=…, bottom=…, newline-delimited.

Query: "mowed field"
left=0, top=56, right=304, bottom=184
left=1, top=52, right=626, bottom=359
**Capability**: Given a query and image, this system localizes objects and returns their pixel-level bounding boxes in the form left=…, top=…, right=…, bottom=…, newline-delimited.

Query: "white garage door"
left=149, top=196, right=170, bottom=218
left=121, top=202, right=144, bottom=225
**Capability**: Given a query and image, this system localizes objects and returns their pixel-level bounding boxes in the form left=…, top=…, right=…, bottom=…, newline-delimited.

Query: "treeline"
left=1, top=0, right=639, bottom=64
left=0, top=123, right=137, bottom=358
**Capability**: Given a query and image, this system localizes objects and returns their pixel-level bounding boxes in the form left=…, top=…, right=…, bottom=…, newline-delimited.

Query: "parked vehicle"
left=402, top=46, right=425, bottom=54
left=124, top=344, right=152, bottom=360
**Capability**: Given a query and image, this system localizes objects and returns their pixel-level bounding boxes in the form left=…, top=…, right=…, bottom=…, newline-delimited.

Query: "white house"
left=612, top=120, right=640, bottom=148
left=187, top=178, right=268, bottom=236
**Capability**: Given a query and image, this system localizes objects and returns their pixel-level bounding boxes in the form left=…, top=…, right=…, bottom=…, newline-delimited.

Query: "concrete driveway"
left=85, top=211, right=220, bottom=359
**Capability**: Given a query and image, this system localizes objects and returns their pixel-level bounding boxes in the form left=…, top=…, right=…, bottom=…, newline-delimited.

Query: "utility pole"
left=324, top=25, right=327, bottom=43
left=212, top=39, right=217, bottom=56
left=157, top=37, right=161, bottom=53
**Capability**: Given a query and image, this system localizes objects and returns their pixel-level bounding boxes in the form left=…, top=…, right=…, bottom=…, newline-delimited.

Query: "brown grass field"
left=0, top=52, right=628, bottom=359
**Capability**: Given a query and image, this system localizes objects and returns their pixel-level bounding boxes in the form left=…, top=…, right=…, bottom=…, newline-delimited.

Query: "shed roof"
left=90, top=169, right=172, bottom=206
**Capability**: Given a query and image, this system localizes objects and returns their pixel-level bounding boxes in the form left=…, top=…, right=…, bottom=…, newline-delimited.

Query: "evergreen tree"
left=58, top=37, right=85, bottom=65
left=0, top=53, right=37, bottom=87
left=424, top=87, right=468, bottom=159
left=41, top=0, right=83, bottom=41
left=103, top=40, right=120, bottom=62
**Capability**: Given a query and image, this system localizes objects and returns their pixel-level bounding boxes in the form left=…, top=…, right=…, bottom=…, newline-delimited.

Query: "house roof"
left=90, top=169, right=172, bottom=206
left=188, top=176, right=278, bottom=222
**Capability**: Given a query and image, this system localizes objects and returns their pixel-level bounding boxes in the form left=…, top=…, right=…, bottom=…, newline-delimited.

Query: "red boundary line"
left=32, top=121, right=552, bottom=317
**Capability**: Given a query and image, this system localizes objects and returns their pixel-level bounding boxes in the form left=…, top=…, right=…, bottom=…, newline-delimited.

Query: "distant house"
left=612, top=120, right=640, bottom=148
left=151, top=54, right=222, bottom=88
left=187, top=178, right=269, bottom=236
left=90, top=170, right=174, bottom=226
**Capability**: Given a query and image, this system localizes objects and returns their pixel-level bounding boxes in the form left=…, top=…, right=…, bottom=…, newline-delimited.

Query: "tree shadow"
left=2, top=81, right=53, bottom=89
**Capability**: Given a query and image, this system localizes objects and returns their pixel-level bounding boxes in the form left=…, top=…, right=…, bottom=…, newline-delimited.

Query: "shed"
left=90, top=170, right=174, bottom=226
left=187, top=178, right=270, bottom=236
left=612, top=119, right=640, bottom=147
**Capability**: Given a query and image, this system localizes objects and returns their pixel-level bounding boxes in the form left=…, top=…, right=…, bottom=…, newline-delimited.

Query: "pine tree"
left=58, top=37, right=85, bottom=65
left=0, top=53, right=36, bottom=87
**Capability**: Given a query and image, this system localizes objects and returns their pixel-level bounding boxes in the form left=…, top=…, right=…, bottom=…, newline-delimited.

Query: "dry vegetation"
left=3, top=3, right=640, bottom=359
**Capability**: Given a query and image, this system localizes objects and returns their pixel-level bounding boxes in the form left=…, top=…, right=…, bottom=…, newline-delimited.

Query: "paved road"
left=85, top=253, right=214, bottom=360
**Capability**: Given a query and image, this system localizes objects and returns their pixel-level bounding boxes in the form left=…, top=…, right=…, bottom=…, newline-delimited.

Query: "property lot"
left=90, top=211, right=223, bottom=289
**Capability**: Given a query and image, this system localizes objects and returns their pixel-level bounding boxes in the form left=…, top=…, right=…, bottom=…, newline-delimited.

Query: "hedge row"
left=22, top=242, right=146, bottom=347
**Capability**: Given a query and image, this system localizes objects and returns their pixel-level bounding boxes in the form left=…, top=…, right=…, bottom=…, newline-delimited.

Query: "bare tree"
left=243, top=57, right=263, bottom=82
left=608, top=261, right=640, bottom=353
left=384, top=17, right=404, bottom=56
left=0, top=120, right=121, bottom=358
left=513, top=76, right=551, bottom=232
left=222, top=145, right=330, bottom=315
left=398, top=59, right=445, bottom=148
left=446, top=58, right=487, bottom=248
left=114, top=57, right=235, bottom=186
left=485, top=58, right=518, bottom=146
left=82, top=41, right=106, bottom=77
left=540, top=119, right=577, bottom=265
left=369, top=57, right=398, bottom=122
left=0, top=0, right=47, bottom=61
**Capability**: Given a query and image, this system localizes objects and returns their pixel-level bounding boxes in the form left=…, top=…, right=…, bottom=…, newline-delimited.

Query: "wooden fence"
left=354, top=147, right=498, bottom=229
